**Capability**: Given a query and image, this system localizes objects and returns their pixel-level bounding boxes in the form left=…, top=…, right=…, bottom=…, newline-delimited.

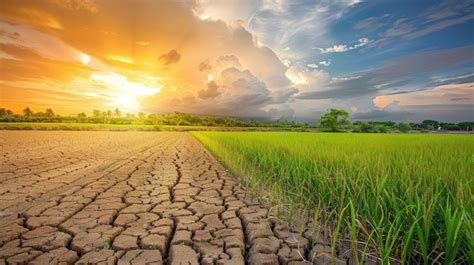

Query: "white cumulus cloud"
left=315, top=38, right=370, bottom=53
left=319, top=60, right=331, bottom=66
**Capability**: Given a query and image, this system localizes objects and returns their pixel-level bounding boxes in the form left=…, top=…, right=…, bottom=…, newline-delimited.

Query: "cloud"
left=2, top=0, right=471, bottom=122
left=373, top=45, right=474, bottom=81
left=198, top=80, right=221, bottom=99
left=267, top=104, right=295, bottom=120
left=315, top=38, right=370, bottom=53
left=48, top=0, right=98, bottom=13
left=354, top=14, right=391, bottom=31
left=352, top=100, right=415, bottom=121
left=1, top=0, right=298, bottom=117
left=215, top=55, right=242, bottom=70
left=271, top=87, right=299, bottom=103
left=198, top=60, right=212, bottom=71
left=136, top=41, right=150, bottom=46
left=432, top=72, right=474, bottom=86
left=352, top=109, right=414, bottom=121
left=374, top=82, right=474, bottom=108
left=422, top=0, right=473, bottom=22
left=296, top=45, right=474, bottom=100
left=317, top=45, right=347, bottom=54
left=404, top=104, right=474, bottom=122
left=159, top=49, right=181, bottom=65
left=319, top=60, right=331, bottom=66
left=246, top=0, right=362, bottom=62
left=221, top=67, right=269, bottom=95
left=391, top=14, right=474, bottom=40
left=285, top=65, right=331, bottom=92
left=380, top=0, right=474, bottom=41
left=192, top=0, right=262, bottom=23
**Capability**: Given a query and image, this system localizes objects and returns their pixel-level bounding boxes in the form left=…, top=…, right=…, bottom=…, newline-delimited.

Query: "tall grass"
left=192, top=132, right=473, bottom=264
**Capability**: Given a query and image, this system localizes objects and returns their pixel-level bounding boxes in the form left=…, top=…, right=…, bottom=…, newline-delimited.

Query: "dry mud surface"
left=0, top=131, right=345, bottom=265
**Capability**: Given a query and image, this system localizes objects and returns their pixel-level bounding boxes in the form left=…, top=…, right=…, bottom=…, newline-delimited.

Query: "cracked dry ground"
left=1, top=131, right=343, bottom=265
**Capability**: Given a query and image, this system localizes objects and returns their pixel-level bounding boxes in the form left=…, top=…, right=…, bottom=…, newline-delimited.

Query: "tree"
left=375, top=125, right=388, bottom=133
left=458, top=121, right=474, bottom=131
left=319, top=109, right=350, bottom=132
left=92, top=110, right=101, bottom=118
left=0, top=108, right=13, bottom=117
left=77, top=112, right=87, bottom=118
left=114, top=108, right=121, bottom=117
left=398, top=123, right=411, bottom=133
left=45, top=108, right=55, bottom=117
left=360, top=121, right=373, bottom=133
left=421, top=120, right=439, bottom=130
left=23, top=107, right=33, bottom=117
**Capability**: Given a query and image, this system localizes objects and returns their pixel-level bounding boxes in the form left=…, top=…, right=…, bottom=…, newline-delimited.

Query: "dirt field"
left=0, top=131, right=336, bottom=265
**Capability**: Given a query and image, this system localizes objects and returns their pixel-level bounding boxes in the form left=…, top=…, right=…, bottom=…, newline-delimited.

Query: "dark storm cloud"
left=451, top=97, right=470, bottom=101
left=352, top=103, right=474, bottom=122
left=404, top=104, right=474, bottom=122
left=352, top=110, right=414, bottom=121
left=159, top=49, right=181, bottom=65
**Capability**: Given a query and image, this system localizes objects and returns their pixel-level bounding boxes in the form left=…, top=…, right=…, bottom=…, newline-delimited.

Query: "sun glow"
left=80, top=53, right=91, bottom=65
left=108, top=96, right=140, bottom=112
left=90, top=72, right=161, bottom=112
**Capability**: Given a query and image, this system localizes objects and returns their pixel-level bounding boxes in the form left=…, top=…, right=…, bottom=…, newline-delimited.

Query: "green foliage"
left=398, top=122, right=411, bottom=133
left=359, top=121, right=374, bottom=132
left=193, top=132, right=473, bottom=263
left=319, top=108, right=351, bottom=132
left=1, top=106, right=472, bottom=132
left=23, top=107, right=33, bottom=117
left=421, top=119, right=439, bottom=130
left=0, top=107, right=309, bottom=128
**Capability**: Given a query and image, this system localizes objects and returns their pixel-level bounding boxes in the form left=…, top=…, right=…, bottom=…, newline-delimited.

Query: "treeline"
left=352, top=120, right=474, bottom=133
left=318, top=108, right=473, bottom=133
left=0, top=107, right=308, bottom=128
left=1, top=107, right=472, bottom=131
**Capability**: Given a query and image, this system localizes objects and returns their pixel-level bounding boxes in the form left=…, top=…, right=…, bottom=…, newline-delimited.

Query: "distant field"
left=0, top=122, right=310, bottom=132
left=193, top=132, right=474, bottom=264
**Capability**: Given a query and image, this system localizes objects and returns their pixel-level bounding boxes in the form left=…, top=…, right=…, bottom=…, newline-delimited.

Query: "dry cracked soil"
left=0, top=131, right=348, bottom=265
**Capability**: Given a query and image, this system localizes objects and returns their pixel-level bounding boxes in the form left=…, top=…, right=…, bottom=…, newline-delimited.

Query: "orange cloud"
left=1, top=0, right=293, bottom=117
left=48, top=0, right=98, bottom=13
left=374, top=83, right=474, bottom=108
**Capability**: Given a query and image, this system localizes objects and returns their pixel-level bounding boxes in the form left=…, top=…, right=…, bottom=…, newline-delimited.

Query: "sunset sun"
left=80, top=53, right=91, bottom=65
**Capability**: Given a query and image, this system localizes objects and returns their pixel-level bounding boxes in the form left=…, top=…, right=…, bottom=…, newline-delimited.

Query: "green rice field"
left=193, top=132, right=473, bottom=264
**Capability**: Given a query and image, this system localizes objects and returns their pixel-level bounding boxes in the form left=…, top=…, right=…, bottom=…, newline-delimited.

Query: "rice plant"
left=193, top=132, right=473, bottom=264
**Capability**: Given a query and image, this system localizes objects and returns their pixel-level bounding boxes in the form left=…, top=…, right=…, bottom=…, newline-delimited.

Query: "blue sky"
left=1, top=0, right=473, bottom=122
left=239, top=0, right=474, bottom=121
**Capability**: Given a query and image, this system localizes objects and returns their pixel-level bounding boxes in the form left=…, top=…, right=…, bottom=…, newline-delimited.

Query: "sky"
left=0, top=0, right=473, bottom=122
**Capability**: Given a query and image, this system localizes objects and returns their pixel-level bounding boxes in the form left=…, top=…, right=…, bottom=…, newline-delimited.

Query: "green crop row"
left=193, top=132, right=473, bottom=264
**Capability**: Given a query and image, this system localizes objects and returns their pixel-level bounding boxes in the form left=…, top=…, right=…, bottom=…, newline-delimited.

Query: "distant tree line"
left=0, top=107, right=308, bottom=128
left=318, top=108, right=473, bottom=133
left=1, top=107, right=472, bottom=132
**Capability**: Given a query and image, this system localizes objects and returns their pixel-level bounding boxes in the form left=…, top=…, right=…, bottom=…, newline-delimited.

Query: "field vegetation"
left=193, top=132, right=473, bottom=264
left=0, top=107, right=308, bottom=128
left=0, top=122, right=310, bottom=132
left=1, top=107, right=473, bottom=132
